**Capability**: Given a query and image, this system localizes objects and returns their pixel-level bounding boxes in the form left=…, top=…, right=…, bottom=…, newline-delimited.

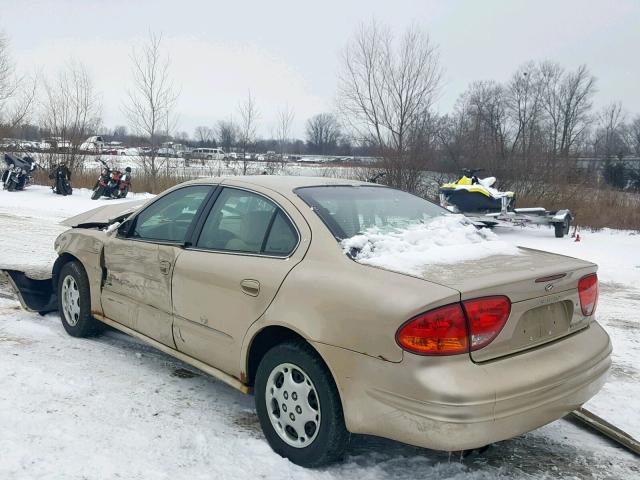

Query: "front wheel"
left=91, top=186, right=104, bottom=200
left=255, top=341, right=349, bottom=467
left=57, top=261, right=103, bottom=337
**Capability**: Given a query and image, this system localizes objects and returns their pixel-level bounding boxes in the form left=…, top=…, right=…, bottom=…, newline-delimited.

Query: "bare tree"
left=194, top=125, right=214, bottom=146
left=275, top=105, right=294, bottom=163
left=338, top=20, right=442, bottom=192
left=237, top=91, right=259, bottom=174
left=305, top=113, right=341, bottom=155
left=594, top=102, right=626, bottom=158
left=40, top=61, right=102, bottom=170
left=216, top=119, right=238, bottom=155
left=624, top=116, right=640, bottom=156
left=0, top=31, right=37, bottom=135
left=122, top=32, right=178, bottom=191
left=506, top=63, right=545, bottom=165
left=540, top=62, right=595, bottom=159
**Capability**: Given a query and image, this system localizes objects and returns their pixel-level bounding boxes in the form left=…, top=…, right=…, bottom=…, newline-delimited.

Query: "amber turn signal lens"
left=396, top=303, right=469, bottom=355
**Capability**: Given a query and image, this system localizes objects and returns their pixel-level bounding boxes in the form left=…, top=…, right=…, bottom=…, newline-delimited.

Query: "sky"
left=1, top=0, right=639, bottom=138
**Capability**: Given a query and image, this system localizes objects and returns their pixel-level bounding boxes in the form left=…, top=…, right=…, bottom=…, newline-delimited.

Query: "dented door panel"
left=102, top=237, right=179, bottom=347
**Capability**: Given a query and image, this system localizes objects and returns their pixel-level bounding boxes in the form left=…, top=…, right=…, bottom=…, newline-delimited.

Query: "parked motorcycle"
left=49, top=163, right=73, bottom=196
left=1, top=153, right=37, bottom=191
left=91, top=159, right=131, bottom=200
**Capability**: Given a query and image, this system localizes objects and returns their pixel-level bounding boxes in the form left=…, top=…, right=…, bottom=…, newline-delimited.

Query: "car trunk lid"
left=415, top=247, right=597, bottom=362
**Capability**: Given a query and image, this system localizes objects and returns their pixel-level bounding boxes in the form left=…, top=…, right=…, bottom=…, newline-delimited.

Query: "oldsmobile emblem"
left=545, top=283, right=554, bottom=292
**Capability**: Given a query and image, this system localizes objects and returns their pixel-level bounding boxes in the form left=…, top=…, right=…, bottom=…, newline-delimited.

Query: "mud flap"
left=1, top=270, right=57, bottom=314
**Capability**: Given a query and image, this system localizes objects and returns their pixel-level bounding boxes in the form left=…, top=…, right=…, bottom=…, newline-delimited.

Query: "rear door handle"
left=240, top=279, right=260, bottom=296
left=159, top=260, right=172, bottom=275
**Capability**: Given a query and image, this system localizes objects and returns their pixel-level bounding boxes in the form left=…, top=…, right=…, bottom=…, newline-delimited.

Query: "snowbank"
left=342, top=215, right=520, bottom=276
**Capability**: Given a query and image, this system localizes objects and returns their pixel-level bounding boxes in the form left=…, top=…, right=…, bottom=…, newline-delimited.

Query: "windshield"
left=295, top=185, right=448, bottom=240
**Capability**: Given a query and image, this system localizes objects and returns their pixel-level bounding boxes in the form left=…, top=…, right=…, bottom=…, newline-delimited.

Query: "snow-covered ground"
left=0, top=185, right=639, bottom=479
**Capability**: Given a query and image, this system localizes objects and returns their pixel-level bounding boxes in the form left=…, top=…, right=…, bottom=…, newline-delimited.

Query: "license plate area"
left=519, top=302, right=571, bottom=343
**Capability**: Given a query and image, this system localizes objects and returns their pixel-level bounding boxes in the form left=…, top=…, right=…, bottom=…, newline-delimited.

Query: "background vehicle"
left=49, top=163, right=73, bottom=196
left=1, top=153, right=37, bottom=191
left=91, top=159, right=130, bottom=199
left=189, top=148, right=226, bottom=161
left=80, top=136, right=105, bottom=152
left=440, top=168, right=573, bottom=237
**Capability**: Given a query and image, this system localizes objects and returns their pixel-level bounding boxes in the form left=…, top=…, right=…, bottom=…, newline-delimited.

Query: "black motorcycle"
left=49, top=164, right=73, bottom=196
left=2, top=153, right=37, bottom=191
left=91, top=159, right=131, bottom=200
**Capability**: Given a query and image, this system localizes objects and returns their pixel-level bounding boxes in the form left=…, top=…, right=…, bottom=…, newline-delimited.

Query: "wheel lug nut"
left=283, top=391, right=288, bottom=399
left=282, top=404, right=287, bottom=412
left=292, top=392, right=298, bottom=400
left=296, top=406, right=302, bottom=414
left=289, top=413, right=295, bottom=421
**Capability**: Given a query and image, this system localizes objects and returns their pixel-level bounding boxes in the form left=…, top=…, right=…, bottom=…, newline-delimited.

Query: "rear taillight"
left=396, top=296, right=511, bottom=356
left=463, top=296, right=511, bottom=351
left=396, top=303, right=468, bottom=355
left=578, top=273, right=598, bottom=316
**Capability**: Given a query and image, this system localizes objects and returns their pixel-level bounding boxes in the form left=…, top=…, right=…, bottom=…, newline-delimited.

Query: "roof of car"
left=187, top=175, right=374, bottom=191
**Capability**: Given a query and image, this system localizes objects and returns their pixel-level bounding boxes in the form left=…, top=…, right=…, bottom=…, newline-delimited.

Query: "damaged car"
left=7, top=176, right=611, bottom=467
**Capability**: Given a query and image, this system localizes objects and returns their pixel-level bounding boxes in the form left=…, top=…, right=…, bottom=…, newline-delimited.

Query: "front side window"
left=131, top=185, right=211, bottom=242
left=295, top=185, right=448, bottom=240
left=197, top=188, right=298, bottom=256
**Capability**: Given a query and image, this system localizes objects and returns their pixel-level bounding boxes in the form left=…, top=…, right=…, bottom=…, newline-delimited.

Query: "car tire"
left=254, top=341, right=349, bottom=467
left=554, top=217, right=571, bottom=238
left=57, top=261, right=103, bottom=337
left=91, top=186, right=104, bottom=200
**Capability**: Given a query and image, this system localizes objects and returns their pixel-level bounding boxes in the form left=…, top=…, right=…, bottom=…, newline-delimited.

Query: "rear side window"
left=197, top=188, right=298, bottom=256
left=263, top=211, right=298, bottom=255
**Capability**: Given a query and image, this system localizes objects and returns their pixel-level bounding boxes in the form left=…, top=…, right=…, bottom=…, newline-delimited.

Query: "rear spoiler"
left=1, top=270, right=57, bottom=314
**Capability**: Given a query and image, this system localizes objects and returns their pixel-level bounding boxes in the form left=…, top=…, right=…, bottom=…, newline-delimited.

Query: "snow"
left=342, top=215, right=519, bottom=276
left=0, top=185, right=639, bottom=479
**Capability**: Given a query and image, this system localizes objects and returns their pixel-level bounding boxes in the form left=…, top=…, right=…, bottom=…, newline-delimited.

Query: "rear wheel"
left=57, top=261, right=103, bottom=337
left=255, top=341, right=349, bottom=467
left=554, top=217, right=571, bottom=238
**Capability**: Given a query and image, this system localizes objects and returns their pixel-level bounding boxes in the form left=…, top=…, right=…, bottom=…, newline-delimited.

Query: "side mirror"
left=116, top=219, right=132, bottom=237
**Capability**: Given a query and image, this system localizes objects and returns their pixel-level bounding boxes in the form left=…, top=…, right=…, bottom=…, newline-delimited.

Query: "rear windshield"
left=295, top=185, right=448, bottom=240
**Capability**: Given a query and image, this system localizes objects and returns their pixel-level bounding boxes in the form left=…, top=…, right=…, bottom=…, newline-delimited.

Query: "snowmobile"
left=1, top=153, right=37, bottom=191
left=91, top=159, right=131, bottom=200
left=440, top=168, right=573, bottom=238
left=49, top=163, right=73, bottom=196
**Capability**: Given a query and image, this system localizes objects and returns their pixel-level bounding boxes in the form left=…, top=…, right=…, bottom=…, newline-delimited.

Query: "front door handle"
left=159, top=260, right=172, bottom=275
left=240, top=279, right=260, bottom=296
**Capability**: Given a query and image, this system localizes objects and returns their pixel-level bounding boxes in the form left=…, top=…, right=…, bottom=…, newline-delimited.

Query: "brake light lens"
left=463, top=296, right=511, bottom=351
left=578, top=274, right=598, bottom=316
left=396, top=296, right=511, bottom=356
left=396, top=303, right=468, bottom=355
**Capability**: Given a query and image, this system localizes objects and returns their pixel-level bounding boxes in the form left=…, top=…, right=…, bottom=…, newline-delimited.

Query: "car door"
left=171, top=186, right=310, bottom=377
left=101, top=184, right=213, bottom=347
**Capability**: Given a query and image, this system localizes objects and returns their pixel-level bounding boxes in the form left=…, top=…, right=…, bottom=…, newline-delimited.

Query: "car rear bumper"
left=313, top=321, right=611, bottom=451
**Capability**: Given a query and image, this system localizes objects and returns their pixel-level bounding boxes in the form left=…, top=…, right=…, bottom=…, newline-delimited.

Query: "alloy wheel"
left=61, top=274, right=81, bottom=326
left=265, top=362, right=321, bottom=448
